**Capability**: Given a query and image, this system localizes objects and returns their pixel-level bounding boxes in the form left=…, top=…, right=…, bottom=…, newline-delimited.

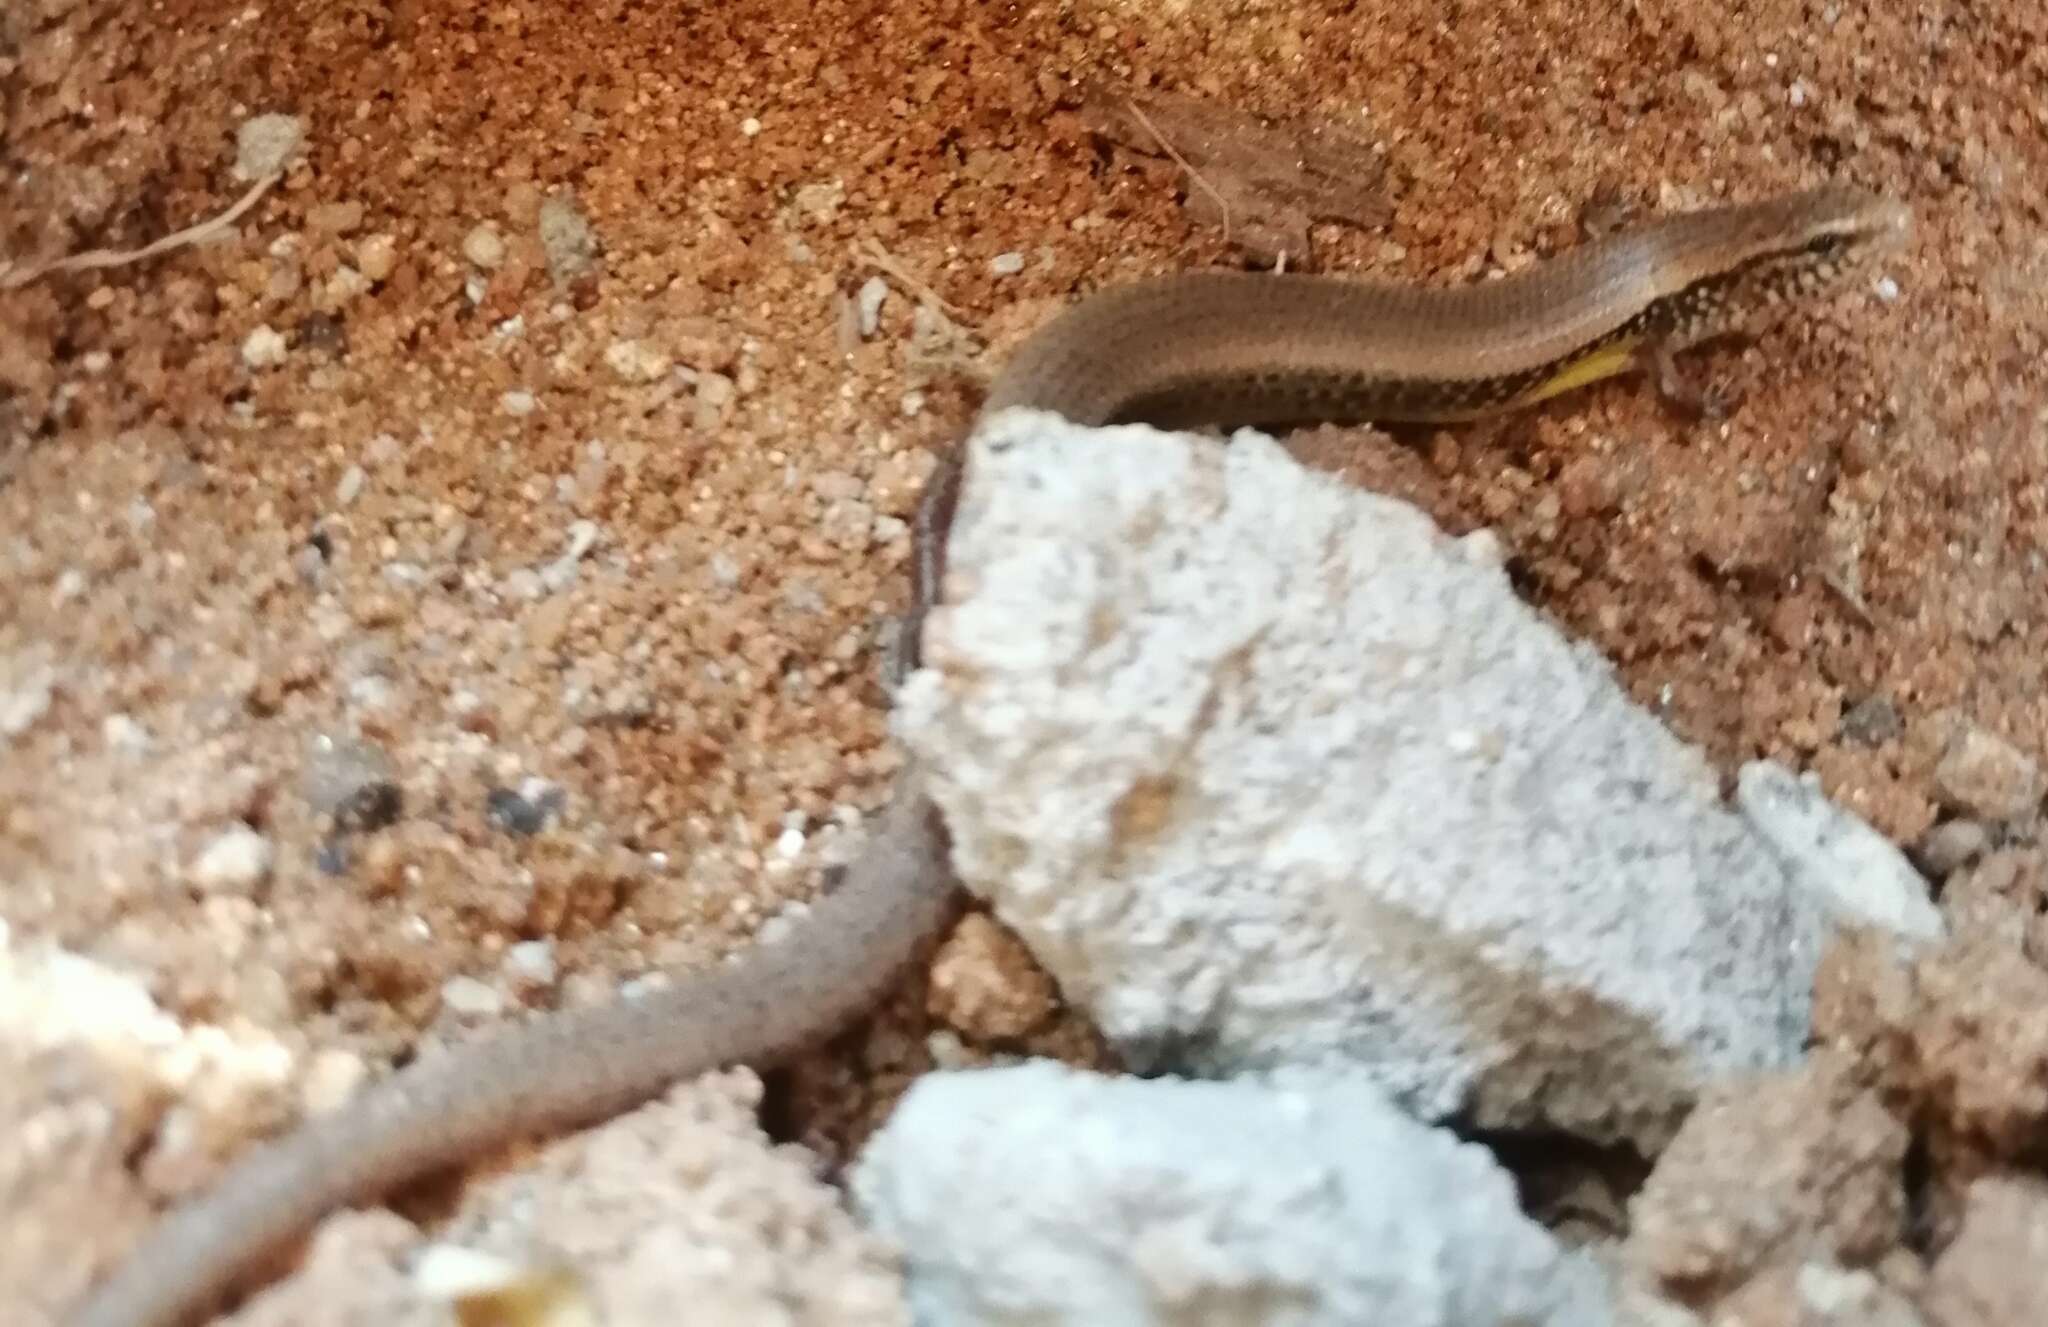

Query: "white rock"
left=894, top=413, right=1833, bottom=1146
left=604, top=338, right=672, bottom=383
left=853, top=1061, right=1616, bottom=1327
left=101, top=713, right=150, bottom=753
left=855, top=276, right=889, bottom=337
left=440, top=975, right=504, bottom=1020
left=233, top=112, right=305, bottom=180
left=190, top=825, right=274, bottom=895
left=1735, top=761, right=1943, bottom=942
left=0, top=934, right=294, bottom=1102
left=502, top=940, right=558, bottom=988
left=240, top=324, right=288, bottom=368
left=0, top=658, right=57, bottom=739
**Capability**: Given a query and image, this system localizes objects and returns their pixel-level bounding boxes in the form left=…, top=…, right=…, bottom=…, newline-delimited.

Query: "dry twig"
left=1, top=172, right=282, bottom=291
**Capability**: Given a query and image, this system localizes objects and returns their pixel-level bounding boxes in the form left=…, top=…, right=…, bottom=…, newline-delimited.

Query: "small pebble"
left=502, top=940, right=559, bottom=988
left=1935, top=722, right=2042, bottom=823
left=537, top=193, right=599, bottom=285
left=190, top=825, right=274, bottom=895
left=1838, top=696, right=1903, bottom=747
left=315, top=837, right=352, bottom=875
left=354, top=234, right=398, bottom=283
left=323, top=266, right=371, bottom=305
left=233, top=112, right=305, bottom=181
left=101, top=713, right=149, bottom=752
left=793, top=181, right=843, bottom=222
left=461, top=223, right=506, bottom=270
left=855, top=276, right=889, bottom=337
left=485, top=786, right=549, bottom=836
left=299, top=1048, right=368, bottom=1115
left=335, top=464, right=366, bottom=506
left=1916, top=819, right=1992, bottom=879
left=740, top=116, right=762, bottom=137
left=989, top=251, right=1026, bottom=276
left=302, top=735, right=403, bottom=830
left=500, top=389, right=537, bottom=417
left=604, top=338, right=672, bottom=383
left=240, top=325, right=288, bottom=369
left=440, top=975, right=504, bottom=1020
left=501, top=568, right=545, bottom=600
left=306, top=200, right=365, bottom=235
left=694, top=372, right=736, bottom=432
left=296, top=312, right=347, bottom=355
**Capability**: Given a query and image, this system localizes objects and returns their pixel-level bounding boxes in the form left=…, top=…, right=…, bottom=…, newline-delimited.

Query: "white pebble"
left=501, top=568, right=545, bottom=600
left=240, top=324, right=288, bottom=369
left=500, top=389, right=537, bottom=416
left=233, top=112, right=305, bottom=181
left=101, top=713, right=150, bottom=752
left=335, top=464, right=366, bottom=506
left=299, top=1048, right=368, bottom=1115
left=440, top=976, right=504, bottom=1020
left=776, top=827, right=807, bottom=859
left=1874, top=276, right=1900, bottom=302
left=604, top=338, right=673, bottom=383
left=191, top=825, right=274, bottom=895
left=856, top=276, right=889, bottom=337
left=740, top=116, right=762, bottom=137
left=1788, top=81, right=1809, bottom=108
left=989, top=251, right=1026, bottom=276
left=323, top=265, right=370, bottom=305
left=502, top=940, right=559, bottom=987
left=461, top=223, right=506, bottom=270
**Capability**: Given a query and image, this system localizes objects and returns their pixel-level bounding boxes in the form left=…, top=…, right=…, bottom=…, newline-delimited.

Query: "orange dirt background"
left=7, top=0, right=2048, bottom=1316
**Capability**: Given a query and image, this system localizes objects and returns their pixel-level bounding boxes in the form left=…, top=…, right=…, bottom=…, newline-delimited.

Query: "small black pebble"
left=1839, top=695, right=1904, bottom=747
left=336, top=781, right=402, bottom=832
left=485, top=787, right=547, bottom=836
left=295, top=311, right=348, bottom=356
left=315, top=836, right=351, bottom=875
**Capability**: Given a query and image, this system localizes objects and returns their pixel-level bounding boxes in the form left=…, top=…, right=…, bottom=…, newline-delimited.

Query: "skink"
left=68, top=181, right=1908, bottom=1327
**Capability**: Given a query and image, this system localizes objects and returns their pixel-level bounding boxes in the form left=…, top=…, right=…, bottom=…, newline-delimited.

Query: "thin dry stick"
left=1122, top=97, right=1233, bottom=247
left=0, top=171, right=281, bottom=291
left=855, top=236, right=976, bottom=323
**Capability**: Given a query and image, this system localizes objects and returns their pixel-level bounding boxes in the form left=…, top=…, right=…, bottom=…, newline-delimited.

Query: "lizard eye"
left=1803, top=232, right=1849, bottom=257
